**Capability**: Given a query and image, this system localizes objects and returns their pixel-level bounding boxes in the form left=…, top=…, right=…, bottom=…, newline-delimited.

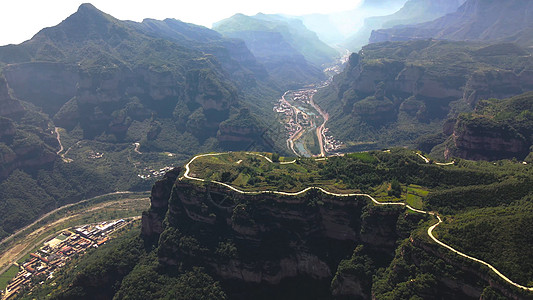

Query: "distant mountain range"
left=213, top=13, right=338, bottom=88
left=371, top=0, right=533, bottom=46
left=344, top=0, right=465, bottom=51
left=295, top=0, right=408, bottom=46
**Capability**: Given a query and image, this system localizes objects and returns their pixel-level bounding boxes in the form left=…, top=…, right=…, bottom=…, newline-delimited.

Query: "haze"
left=0, top=0, right=365, bottom=46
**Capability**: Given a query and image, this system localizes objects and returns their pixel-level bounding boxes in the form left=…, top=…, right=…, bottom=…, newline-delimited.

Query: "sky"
left=0, top=0, right=363, bottom=46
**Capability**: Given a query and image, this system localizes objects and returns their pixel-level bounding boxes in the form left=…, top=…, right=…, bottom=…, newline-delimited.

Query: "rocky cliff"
left=314, top=40, right=533, bottom=148
left=0, top=76, right=24, bottom=117
left=141, top=167, right=181, bottom=243
left=441, top=92, right=533, bottom=161
left=141, top=176, right=428, bottom=298
left=0, top=75, right=57, bottom=179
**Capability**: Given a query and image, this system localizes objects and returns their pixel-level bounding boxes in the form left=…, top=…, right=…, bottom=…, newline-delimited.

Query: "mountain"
left=0, top=76, right=57, bottom=180
left=24, top=150, right=533, bottom=299
left=344, top=0, right=465, bottom=51
left=0, top=3, right=288, bottom=242
left=296, top=0, right=408, bottom=46
left=313, top=40, right=533, bottom=152
left=428, top=92, right=533, bottom=161
left=370, top=0, right=533, bottom=47
left=213, top=13, right=338, bottom=88
left=0, top=4, right=277, bottom=149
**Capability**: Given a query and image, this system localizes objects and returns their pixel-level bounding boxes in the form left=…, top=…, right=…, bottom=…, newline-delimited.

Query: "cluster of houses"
left=291, top=89, right=317, bottom=103
left=87, top=151, right=104, bottom=159
left=274, top=100, right=301, bottom=138
left=2, top=219, right=131, bottom=300
left=322, top=128, right=343, bottom=153
left=137, top=166, right=174, bottom=179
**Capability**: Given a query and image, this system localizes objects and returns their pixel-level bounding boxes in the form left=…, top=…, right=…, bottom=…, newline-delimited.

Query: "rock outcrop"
left=143, top=178, right=414, bottom=297
left=314, top=40, right=533, bottom=147
left=0, top=75, right=58, bottom=179
left=442, top=92, right=533, bottom=161
left=0, top=76, right=24, bottom=117
left=445, top=116, right=530, bottom=161
left=141, top=167, right=181, bottom=242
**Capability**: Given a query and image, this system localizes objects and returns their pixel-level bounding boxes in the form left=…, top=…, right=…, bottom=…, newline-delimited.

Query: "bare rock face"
left=217, top=124, right=261, bottom=143
left=216, top=253, right=332, bottom=285
left=3, top=63, right=79, bottom=115
left=141, top=167, right=181, bottom=240
left=150, top=181, right=406, bottom=295
left=0, top=117, right=15, bottom=139
left=0, top=142, right=57, bottom=179
left=0, top=76, right=24, bottom=117
left=464, top=70, right=525, bottom=105
left=445, top=117, right=529, bottom=161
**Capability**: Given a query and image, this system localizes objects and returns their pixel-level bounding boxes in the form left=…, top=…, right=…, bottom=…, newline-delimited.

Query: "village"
left=1, top=218, right=135, bottom=300
left=322, top=128, right=343, bottom=153
left=137, top=166, right=175, bottom=179
left=274, top=87, right=343, bottom=156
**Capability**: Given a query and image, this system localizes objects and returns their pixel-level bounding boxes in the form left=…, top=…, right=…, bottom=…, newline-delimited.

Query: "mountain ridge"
left=370, top=0, right=533, bottom=46
left=344, top=0, right=465, bottom=51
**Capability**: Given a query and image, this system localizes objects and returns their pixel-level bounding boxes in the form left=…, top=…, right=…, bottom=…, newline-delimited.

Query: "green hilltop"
left=20, top=149, right=533, bottom=299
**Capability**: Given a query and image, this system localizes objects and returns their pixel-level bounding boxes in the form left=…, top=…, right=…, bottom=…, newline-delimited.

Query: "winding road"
left=309, top=94, right=328, bottom=157
left=183, top=152, right=533, bottom=292
left=0, top=191, right=137, bottom=247
left=54, top=127, right=64, bottom=155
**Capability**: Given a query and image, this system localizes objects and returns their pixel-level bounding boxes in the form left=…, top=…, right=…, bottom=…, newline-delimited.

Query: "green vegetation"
left=0, top=136, right=156, bottom=241
left=0, top=265, right=18, bottom=290
left=0, top=193, right=149, bottom=288
left=314, top=40, right=533, bottom=150
left=15, top=149, right=533, bottom=299
left=435, top=196, right=533, bottom=285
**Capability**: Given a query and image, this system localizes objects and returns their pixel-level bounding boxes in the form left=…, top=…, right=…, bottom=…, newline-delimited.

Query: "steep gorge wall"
left=142, top=180, right=411, bottom=297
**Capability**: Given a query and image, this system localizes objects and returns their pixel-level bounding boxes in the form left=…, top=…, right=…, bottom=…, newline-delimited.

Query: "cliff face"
left=0, top=76, right=57, bottom=179
left=463, top=69, right=533, bottom=105
left=0, top=76, right=24, bottom=117
left=446, top=118, right=528, bottom=161
left=141, top=167, right=181, bottom=242
left=3, top=63, right=79, bottom=116
left=441, top=92, right=533, bottom=161
left=315, top=40, right=533, bottom=147
left=143, top=180, right=411, bottom=297
left=344, top=0, right=465, bottom=51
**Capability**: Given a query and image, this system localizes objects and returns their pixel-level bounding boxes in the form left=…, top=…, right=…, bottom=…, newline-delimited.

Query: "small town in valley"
left=1, top=218, right=135, bottom=300
left=274, top=86, right=343, bottom=156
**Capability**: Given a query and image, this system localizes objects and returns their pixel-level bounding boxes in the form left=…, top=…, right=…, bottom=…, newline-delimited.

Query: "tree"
left=389, top=179, right=402, bottom=198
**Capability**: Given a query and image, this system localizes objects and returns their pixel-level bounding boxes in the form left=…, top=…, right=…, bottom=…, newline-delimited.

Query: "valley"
left=1, top=0, right=533, bottom=299
left=0, top=192, right=149, bottom=299
left=274, top=56, right=347, bottom=157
